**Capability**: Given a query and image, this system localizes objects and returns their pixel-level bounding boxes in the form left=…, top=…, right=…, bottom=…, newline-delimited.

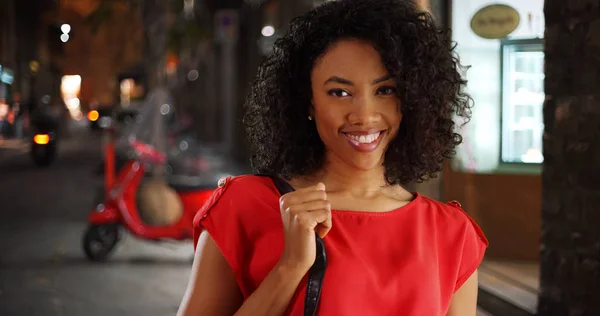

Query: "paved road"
left=0, top=127, right=194, bottom=316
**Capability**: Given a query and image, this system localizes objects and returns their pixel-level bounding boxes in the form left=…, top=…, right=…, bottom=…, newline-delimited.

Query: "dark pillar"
left=539, top=0, right=600, bottom=315
left=234, top=4, right=263, bottom=166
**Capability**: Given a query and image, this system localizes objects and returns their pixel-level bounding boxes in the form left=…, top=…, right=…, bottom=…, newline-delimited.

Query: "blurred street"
left=0, top=125, right=193, bottom=316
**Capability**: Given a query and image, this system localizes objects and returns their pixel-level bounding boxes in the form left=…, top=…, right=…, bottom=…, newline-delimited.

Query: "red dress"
left=193, top=175, right=488, bottom=316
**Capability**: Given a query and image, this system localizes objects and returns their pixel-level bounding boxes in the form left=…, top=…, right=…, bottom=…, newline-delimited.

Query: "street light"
left=261, top=25, right=275, bottom=37
left=60, top=23, right=71, bottom=43
left=61, top=24, right=71, bottom=34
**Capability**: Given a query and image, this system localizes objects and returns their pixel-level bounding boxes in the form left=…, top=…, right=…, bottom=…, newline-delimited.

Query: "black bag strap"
left=256, top=173, right=327, bottom=316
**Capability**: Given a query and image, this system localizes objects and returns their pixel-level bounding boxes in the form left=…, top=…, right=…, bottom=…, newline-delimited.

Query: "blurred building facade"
left=56, top=0, right=145, bottom=111
left=440, top=0, right=545, bottom=314
left=0, top=0, right=65, bottom=136
left=441, top=0, right=600, bottom=314
left=444, top=0, right=545, bottom=262
left=0, top=0, right=18, bottom=103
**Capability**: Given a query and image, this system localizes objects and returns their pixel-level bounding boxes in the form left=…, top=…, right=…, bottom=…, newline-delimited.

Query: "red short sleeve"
left=192, top=175, right=281, bottom=298
left=192, top=176, right=242, bottom=274
left=447, top=201, right=489, bottom=292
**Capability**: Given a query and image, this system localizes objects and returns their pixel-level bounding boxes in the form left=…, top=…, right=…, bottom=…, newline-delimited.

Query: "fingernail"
left=316, top=182, right=325, bottom=191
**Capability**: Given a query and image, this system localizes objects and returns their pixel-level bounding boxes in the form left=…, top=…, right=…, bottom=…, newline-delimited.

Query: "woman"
left=178, top=0, right=487, bottom=315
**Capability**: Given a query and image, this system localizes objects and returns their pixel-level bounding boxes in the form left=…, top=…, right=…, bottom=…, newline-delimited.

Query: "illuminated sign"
left=0, top=67, right=14, bottom=84
left=470, top=4, right=520, bottom=39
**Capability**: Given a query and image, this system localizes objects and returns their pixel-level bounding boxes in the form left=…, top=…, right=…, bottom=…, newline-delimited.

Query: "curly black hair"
left=243, top=0, right=472, bottom=185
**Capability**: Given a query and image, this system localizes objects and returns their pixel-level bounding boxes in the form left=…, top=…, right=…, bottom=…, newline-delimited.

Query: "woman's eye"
left=377, top=86, right=397, bottom=95
left=327, top=89, right=350, bottom=97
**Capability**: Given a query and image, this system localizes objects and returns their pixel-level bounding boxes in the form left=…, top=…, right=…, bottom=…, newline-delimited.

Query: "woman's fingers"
left=279, top=183, right=326, bottom=211
left=284, top=200, right=331, bottom=215
left=295, top=209, right=332, bottom=231
left=312, top=209, right=332, bottom=238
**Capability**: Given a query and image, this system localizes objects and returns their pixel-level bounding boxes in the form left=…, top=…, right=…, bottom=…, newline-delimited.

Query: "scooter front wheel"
left=83, top=224, right=120, bottom=262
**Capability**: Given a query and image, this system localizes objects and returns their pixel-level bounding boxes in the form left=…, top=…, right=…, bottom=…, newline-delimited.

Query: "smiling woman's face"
left=310, top=39, right=402, bottom=172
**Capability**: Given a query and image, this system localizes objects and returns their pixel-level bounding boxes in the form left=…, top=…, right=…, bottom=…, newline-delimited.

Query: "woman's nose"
left=347, top=96, right=381, bottom=126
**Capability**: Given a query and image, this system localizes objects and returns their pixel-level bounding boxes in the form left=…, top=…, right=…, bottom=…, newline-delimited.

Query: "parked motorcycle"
left=29, top=112, right=60, bottom=167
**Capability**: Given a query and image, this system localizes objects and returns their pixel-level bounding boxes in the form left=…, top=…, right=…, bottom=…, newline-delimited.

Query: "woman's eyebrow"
left=372, top=74, right=392, bottom=84
left=324, top=74, right=393, bottom=86
left=324, top=76, right=353, bottom=85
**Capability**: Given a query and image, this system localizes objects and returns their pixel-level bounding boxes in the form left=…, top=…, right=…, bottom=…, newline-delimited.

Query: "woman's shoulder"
left=195, top=174, right=281, bottom=217
left=416, top=195, right=487, bottom=243
left=192, top=174, right=281, bottom=244
left=217, top=174, right=277, bottom=193
left=417, top=195, right=472, bottom=220
left=200, top=174, right=278, bottom=210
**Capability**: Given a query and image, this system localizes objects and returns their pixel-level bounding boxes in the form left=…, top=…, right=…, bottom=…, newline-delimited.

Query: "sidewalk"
left=0, top=138, right=29, bottom=162
left=478, top=259, right=538, bottom=316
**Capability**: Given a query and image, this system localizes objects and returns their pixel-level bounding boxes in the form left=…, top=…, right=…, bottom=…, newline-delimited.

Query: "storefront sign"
left=470, top=4, right=520, bottom=39
left=0, top=67, right=14, bottom=84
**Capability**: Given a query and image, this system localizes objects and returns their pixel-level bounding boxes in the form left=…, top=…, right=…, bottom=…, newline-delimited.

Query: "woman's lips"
left=342, top=130, right=385, bottom=153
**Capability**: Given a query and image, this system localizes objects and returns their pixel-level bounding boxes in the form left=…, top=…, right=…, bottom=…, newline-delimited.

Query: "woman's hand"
left=278, top=182, right=332, bottom=275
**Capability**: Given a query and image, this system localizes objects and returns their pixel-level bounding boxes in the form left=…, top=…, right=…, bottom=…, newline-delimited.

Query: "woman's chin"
left=326, top=149, right=385, bottom=172
left=344, top=156, right=385, bottom=172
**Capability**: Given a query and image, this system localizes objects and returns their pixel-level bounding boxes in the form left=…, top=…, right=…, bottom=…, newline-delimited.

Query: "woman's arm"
left=177, top=230, right=306, bottom=316
left=446, top=270, right=479, bottom=316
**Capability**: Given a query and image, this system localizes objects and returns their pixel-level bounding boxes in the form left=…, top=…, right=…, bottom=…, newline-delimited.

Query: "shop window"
left=500, top=38, right=544, bottom=164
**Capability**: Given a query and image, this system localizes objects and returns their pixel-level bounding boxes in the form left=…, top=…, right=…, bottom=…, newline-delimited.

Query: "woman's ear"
left=309, top=100, right=315, bottom=117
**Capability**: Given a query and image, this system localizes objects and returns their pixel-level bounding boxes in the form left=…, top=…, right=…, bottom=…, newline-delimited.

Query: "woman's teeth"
left=345, top=132, right=381, bottom=144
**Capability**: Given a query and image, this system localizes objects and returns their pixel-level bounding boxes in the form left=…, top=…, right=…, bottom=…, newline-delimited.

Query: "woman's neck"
left=304, top=154, right=390, bottom=198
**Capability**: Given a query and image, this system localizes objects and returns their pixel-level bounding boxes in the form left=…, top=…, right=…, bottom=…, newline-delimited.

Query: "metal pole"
left=104, top=127, right=116, bottom=197
left=222, top=40, right=236, bottom=152
left=214, top=9, right=239, bottom=153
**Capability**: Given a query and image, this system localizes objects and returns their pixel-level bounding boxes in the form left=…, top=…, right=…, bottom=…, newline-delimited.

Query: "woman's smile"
left=341, top=129, right=387, bottom=153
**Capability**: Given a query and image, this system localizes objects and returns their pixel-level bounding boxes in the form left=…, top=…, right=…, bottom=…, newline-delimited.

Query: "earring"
left=308, top=115, right=313, bottom=121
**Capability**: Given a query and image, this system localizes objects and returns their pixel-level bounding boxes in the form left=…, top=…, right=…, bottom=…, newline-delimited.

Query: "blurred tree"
left=84, top=0, right=209, bottom=92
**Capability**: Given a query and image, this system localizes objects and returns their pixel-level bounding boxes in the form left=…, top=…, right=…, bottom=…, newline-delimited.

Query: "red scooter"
left=82, top=89, right=229, bottom=262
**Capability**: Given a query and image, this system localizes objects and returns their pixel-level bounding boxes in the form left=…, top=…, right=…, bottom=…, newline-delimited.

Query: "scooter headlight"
left=96, top=204, right=105, bottom=212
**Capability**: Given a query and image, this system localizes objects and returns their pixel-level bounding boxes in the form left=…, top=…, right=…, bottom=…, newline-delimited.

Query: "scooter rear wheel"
left=83, top=224, right=120, bottom=262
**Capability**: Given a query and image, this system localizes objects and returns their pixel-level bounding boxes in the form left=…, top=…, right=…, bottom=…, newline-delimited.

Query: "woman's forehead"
left=312, top=39, right=389, bottom=80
